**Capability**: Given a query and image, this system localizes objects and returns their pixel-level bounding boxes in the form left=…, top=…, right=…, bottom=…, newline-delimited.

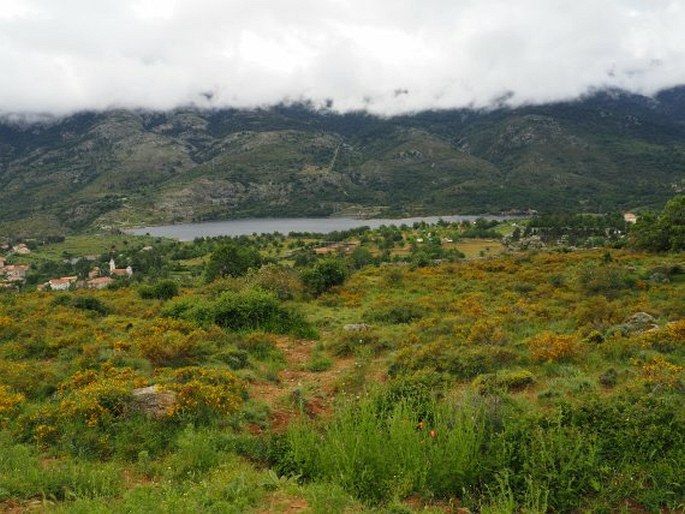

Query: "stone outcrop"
left=131, top=385, right=177, bottom=418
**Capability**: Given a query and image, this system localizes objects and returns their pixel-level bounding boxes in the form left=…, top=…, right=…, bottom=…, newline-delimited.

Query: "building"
left=87, top=276, right=114, bottom=290
left=2, top=264, right=29, bottom=278
left=12, top=244, right=31, bottom=255
left=109, top=258, right=133, bottom=277
left=49, top=276, right=78, bottom=291
left=624, top=212, right=638, bottom=224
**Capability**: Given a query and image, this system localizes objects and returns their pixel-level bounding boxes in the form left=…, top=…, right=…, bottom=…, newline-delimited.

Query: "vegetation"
left=3, top=88, right=685, bottom=234
left=630, top=195, right=685, bottom=252
left=0, top=213, right=684, bottom=512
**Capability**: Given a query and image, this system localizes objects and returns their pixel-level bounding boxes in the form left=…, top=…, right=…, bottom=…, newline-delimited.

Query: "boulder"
left=131, top=385, right=177, bottom=418
left=620, top=312, right=658, bottom=335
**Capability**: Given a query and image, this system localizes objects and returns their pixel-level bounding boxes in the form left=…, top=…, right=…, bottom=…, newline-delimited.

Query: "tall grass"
left=284, top=394, right=486, bottom=504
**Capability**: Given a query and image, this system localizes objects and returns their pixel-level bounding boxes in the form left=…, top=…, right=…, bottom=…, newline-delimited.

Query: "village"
left=0, top=240, right=132, bottom=291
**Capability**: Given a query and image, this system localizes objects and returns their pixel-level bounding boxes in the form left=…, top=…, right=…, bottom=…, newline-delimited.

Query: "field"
left=0, top=220, right=684, bottom=512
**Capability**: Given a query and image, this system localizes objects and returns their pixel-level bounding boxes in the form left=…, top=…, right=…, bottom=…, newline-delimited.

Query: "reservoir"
left=126, top=215, right=515, bottom=241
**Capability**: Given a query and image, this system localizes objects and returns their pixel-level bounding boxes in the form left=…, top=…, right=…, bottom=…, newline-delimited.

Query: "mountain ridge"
left=1, top=87, right=684, bottom=236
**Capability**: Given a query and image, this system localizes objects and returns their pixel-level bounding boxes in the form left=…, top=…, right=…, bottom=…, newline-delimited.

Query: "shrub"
left=301, top=257, right=348, bottom=296
left=0, top=315, right=18, bottom=341
left=528, top=332, right=581, bottom=362
left=162, top=297, right=215, bottom=327
left=466, top=318, right=507, bottom=346
left=134, top=318, right=213, bottom=367
left=164, top=289, right=316, bottom=338
left=474, top=370, right=535, bottom=393
left=161, top=367, right=245, bottom=421
left=215, top=349, right=250, bottom=370
left=250, top=264, right=302, bottom=300
left=71, top=296, right=110, bottom=316
left=138, top=279, right=179, bottom=300
left=0, top=385, right=25, bottom=420
left=204, top=242, right=262, bottom=282
left=363, top=301, right=427, bottom=324
left=391, top=341, right=517, bottom=379
left=329, top=329, right=386, bottom=357
left=638, top=355, right=684, bottom=391
left=236, top=332, right=279, bottom=360
left=639, top=319, right=685, bottom=353
left=575, top=261, right=633, bottom=296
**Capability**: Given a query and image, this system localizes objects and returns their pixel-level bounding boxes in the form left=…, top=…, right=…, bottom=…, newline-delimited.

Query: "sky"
left=1, top=0, right=685, bottom=116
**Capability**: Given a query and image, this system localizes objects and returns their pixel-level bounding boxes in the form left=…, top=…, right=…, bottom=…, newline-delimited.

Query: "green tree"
left=661, top=194, right=685, bottom=251
left=204, top=243, right=262, bottom=282
left=630, top=195, right=685, bottom=252
left=301, top=257, right=348, bottom=296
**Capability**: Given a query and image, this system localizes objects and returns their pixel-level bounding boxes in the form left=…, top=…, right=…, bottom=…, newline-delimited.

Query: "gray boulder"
left=131, top=385, right=177, bottom=418
left=619, top=312, right=658, bottom=335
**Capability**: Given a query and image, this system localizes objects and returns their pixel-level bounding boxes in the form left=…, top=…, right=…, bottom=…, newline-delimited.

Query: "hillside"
left=0, top=222, right=683, bottom=511
left=1, top=87, right=685, bottom=235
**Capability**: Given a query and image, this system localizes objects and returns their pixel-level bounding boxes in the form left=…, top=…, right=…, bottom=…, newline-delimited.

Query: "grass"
left=0, top=242, right=684, bottom=512
left=453, top=239, right=506, bottom=259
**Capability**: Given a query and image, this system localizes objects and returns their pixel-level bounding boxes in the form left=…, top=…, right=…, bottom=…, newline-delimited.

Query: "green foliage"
left=71, top=296, right=110, bottom=316
left=300, top=257, right=348, bottom=296
left=0, top=433, right=123, bottom=502
left=363, top=301, right=427, bottom=324
left=204, top=242, right=262, bottom=282
left=164, top=289, right=316, bottom=338
left=574, top=260, right=634, bottom=296
left=138, top=279, right=179, bottom=300
left=630, top=195, right=685, bottom=252
left=283, top=395, right=486, bottom=505
left=3, top=96, right=685, bottom=234
left=473, top=370, right=536, bottom=394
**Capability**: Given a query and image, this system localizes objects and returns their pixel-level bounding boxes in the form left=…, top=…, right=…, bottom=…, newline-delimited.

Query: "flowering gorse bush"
left=637, top=355, right=684, bottom=391
left=159, top=366, right=245, bottom=420
left=0, top=385, right=24, bottom=419
left=528, top=332, right=581, bottom=362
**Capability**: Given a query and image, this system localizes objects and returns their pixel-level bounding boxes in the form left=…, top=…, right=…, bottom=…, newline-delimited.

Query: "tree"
left=301, top=257, right=348, bottom=296
left=204, top=243, right=262, bottom=282
left=630, top=195, right=685, bottom=252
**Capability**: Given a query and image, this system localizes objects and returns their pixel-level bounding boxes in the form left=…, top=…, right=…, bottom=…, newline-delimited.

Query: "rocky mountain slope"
left=1, top=88, right=684, bottom=235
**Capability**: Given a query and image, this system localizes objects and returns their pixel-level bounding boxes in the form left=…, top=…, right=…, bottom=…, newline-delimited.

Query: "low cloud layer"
left=2, top=0, right=685, bottom=116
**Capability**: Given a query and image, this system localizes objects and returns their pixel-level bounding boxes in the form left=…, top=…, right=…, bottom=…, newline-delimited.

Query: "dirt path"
left=248, top=337, right=356, bottom=430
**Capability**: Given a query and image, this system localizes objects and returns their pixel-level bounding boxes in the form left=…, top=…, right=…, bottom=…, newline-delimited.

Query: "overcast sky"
left=1, top=0, right=685, bottom=116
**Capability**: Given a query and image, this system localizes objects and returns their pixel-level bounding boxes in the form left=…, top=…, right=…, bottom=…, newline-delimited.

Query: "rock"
left=131, top=385, right=177, bottom=418
left=649, top=272, right=670, bottom=283
left=343, top=323, right=372, bottom=332
left=620, top=312, right=658, bottom=335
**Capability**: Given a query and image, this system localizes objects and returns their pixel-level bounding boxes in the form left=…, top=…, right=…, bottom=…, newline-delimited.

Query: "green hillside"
left=1, top=88, right=684, bottom=236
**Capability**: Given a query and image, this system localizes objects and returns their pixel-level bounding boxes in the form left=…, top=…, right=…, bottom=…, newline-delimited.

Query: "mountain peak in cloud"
left=1, top=0, right=684, bottom=116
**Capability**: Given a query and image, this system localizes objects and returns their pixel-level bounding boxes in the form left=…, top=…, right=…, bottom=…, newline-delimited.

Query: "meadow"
left=0, top=214, right=683, bottom=513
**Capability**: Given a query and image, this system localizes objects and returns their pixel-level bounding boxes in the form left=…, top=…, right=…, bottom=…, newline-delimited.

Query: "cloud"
left=1, top=0, right=684, bottom=116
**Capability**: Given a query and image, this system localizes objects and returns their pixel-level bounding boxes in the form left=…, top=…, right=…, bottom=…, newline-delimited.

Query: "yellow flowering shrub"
left=133, top=318, right=219, bottom=367
left=638, top=355, right=684, bottom=391
left=528, top=332, right=581, bottom=362
left=160, top=366, right=244, bottom=419
left=466, top=318, right=506, bottom=346
left=0, top=385, right=25, bottom=418
left=57, top=364, right=147, bottom=428
left=0, top=315, right=18, bottom=341
left=638, top=319, right=685, bottom=352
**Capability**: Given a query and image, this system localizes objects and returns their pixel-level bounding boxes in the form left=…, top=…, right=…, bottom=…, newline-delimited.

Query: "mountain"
left=1, top=88, right=685, bottom=235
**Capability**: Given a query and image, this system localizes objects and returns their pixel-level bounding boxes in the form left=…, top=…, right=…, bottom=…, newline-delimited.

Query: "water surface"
left=127, top=215, right=513, bottom=241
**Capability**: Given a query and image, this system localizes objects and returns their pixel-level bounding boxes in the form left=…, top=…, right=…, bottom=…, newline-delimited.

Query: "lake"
left=126, top=215, right=516, bottom=241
